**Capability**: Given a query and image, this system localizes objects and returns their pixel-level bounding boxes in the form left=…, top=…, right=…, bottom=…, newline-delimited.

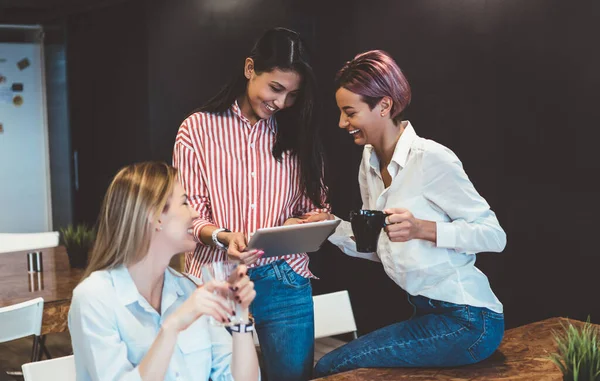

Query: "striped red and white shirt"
left=173, top=101, right=328, bottom=278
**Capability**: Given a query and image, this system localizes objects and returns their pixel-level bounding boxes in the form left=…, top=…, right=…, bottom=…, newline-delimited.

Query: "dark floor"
left=0, top=332, right=72, bottom=381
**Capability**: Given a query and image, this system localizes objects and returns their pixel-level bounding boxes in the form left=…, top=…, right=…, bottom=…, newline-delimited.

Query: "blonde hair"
left=81, top=162, right=178, bottom=281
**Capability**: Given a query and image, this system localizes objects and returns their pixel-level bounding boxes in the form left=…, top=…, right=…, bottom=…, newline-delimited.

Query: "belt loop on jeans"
left=272, top=261, right=283, bottom=281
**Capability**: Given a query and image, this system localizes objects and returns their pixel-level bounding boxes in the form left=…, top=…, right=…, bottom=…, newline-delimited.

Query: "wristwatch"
left=211, top=228, right=231, bottom=249
left=229, top=317, right=255, bottom=333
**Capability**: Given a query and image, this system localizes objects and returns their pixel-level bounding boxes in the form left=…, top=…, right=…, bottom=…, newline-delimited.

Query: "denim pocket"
left=248, top=261, right=276, bottom=282
left=431, top=300, right=470, bottom=324
left=280, top=262, right=310, bottom=290
left=468, top=309, right=504, bottom=362
left=484, top=309, right=505, bottom=320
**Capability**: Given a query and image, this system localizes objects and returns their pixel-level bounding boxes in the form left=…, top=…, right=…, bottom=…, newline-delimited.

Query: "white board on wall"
left=0, top=26, right=52, bottom=233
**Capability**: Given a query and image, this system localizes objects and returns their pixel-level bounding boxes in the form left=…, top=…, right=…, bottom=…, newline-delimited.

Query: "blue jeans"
left=314, top=294, right=504, bottom=377
left=249, top=260, right=314, bottom=381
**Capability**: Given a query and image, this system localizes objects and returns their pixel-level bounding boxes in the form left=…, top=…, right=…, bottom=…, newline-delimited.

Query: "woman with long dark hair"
left=173, top=27, right=328, bottom=381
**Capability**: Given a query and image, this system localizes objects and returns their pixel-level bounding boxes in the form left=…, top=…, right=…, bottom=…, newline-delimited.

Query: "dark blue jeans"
left=314, top=294, right=504, bottom=377
left=249, top=260, right=314, bottom=381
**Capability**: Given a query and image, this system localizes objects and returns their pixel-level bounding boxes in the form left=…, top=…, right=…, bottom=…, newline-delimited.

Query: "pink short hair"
left=335, top=50, right=411, bottom=124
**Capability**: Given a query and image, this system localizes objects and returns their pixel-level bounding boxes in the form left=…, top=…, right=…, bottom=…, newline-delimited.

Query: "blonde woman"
left=68, top=162, right=259, bottom=381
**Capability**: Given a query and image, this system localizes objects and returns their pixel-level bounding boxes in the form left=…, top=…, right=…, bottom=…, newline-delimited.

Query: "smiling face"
left=336, top=87, right=386, bottom=146
left=242, top=58, right=302, bottom=123
left=156, top=182, right=199, bottom=255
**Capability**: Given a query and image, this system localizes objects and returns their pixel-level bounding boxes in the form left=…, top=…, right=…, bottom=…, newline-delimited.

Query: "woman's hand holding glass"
left=164, top=264, right=256, bottom=332
left=228, top=264, right=256, bottom=310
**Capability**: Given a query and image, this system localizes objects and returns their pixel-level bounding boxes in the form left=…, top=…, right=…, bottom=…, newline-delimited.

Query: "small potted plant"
left=59, top=224, right=96, bottom=269
left=550, top=318, right=600, bottom=381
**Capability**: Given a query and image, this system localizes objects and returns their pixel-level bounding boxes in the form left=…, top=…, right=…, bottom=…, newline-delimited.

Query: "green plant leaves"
left=59, top=224, right=96, bottom=251
left=550, top=318, right=600, bottom=381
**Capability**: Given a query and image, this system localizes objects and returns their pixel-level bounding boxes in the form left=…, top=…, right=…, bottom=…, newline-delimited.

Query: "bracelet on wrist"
left=228, top=317, right=255, bottom=334
left=211, top=228, right=231, bottom=249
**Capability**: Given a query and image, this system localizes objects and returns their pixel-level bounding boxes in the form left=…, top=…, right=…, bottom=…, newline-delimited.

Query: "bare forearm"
left=231, top=332, right=259, bottom=381
left=199, top=225, right=220, bottom=245
left=200, top=226, right=246, bottom=253
left=417, top=219, right=437, bottom=244
left=200, top=225, right=232, bottom=247
left=138, top=324, right=179, bottom=381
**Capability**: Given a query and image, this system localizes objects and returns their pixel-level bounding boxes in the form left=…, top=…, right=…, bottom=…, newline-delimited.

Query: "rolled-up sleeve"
left=173, top=122, right=215, bottom=243
left=422, top=147, right=507, bottom=254
left=207, top=325, right=235, bottom=381
left=68, top=288, right=142, bottom=381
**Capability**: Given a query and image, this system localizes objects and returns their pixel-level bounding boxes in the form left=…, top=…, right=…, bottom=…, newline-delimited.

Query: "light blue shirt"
left=68, top=266, right=235, bottom=381
left=329, top=122, right=507, bottom=313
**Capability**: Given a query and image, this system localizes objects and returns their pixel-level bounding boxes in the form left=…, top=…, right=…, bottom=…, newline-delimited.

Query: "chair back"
left=253, top=290, right=358, bottom=347
left=0, top=232, right=59, bottom=254
left=0, top=297, right=44, bottom=343
left=313, top=290, right=357, bottom=339
left=22, top=355, right=76, bottom=381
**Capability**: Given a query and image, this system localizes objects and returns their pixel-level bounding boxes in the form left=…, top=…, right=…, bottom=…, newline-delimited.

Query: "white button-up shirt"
left=328, top=122, right=506, bottom=313
left=68, top=266, right=236, bottom=381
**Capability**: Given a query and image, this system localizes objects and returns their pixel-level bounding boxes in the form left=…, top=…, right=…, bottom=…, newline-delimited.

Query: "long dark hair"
left=196, top=27, right=326, bottom=208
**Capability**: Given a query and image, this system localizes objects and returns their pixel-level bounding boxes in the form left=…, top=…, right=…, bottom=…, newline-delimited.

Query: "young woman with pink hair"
left=314, top=50, right=507, bottom=377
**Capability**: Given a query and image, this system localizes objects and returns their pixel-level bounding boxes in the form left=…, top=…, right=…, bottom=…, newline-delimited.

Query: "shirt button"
left=251, top=172, right=255, bottom=177
left=250, top=143, right=255, bottom=148
left=250, top=204, right=255, bottom=209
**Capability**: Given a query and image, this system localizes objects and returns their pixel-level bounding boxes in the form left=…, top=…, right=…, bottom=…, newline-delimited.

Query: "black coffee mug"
left=349, top=210, right=390, bottom=252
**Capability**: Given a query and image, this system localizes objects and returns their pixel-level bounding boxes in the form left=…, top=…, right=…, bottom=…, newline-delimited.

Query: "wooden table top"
left=313, top=317, right=581, bottom=380
left=0, top=246, right=83, bottom=334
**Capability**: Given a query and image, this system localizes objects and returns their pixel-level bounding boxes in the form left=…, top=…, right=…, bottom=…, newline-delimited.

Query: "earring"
left=381, top=112, right=385, bottom=117
left=156, top=226, right=162, bottom=232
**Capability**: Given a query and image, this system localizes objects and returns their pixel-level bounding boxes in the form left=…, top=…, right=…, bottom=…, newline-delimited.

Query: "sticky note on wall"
left=17, top=58, right=30, bottom=70
left=13, top=95, right=23, bottom=106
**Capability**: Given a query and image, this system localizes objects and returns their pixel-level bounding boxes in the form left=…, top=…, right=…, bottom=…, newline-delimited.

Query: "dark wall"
left=67, top=0, right=151, bottom=224
left=145, top=0, right=309, bottom=161
left=10, top=0, right=597, bottom=334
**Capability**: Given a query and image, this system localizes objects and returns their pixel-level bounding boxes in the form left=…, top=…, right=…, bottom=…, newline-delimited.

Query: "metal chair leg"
left=39, top=335, right=52, bottom=360
left=31, top=335, right=41, bottom=362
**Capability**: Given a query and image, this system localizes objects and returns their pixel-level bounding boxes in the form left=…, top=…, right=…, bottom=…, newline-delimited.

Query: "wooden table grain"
left=312, top=317, right=582, bottom=380
left=0, top=246, right=83, bottom=335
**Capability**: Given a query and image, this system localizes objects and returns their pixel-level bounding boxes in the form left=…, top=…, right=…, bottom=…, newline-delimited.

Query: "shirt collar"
left=391, top=121, right=417, bottom=168
left=367, top=121, right=418, bottom=171
left=109, top=265, right=185, bottom=310
left=161, top=268, right=186, bottom=314
left=109, top=265, right=139, bottom=306
left=231, top=100, right=277, bottom=133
